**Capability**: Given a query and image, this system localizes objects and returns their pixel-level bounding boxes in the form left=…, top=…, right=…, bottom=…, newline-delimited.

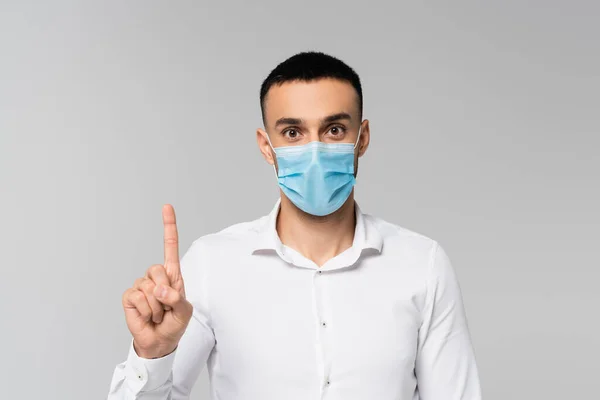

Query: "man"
left=108, top=52, right=482, bottom=399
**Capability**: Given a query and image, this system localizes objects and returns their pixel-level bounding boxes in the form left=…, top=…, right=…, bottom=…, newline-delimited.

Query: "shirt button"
left=322, top=321, right=327, bottom=327
left=133, top=368, right=145, bottom=381
left=317, top=270, right=322, bottom=274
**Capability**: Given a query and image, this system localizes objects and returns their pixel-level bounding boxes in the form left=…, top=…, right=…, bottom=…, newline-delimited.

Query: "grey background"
left=1, top=1, right=598, bottom=399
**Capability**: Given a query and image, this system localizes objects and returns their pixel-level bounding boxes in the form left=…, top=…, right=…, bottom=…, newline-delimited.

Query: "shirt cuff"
left=123, top=339, right=177, bottom=393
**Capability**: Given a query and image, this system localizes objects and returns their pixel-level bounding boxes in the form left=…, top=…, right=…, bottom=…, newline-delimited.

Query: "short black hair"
left=260, top=51, right=363, bottom=124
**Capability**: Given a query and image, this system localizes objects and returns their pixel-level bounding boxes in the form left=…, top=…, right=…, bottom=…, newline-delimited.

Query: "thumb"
left=154, top=284, right=191, bottom=317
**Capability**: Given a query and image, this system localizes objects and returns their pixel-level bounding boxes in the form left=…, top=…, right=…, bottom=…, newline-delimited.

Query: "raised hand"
left=122, top=204, right=193, bottom=359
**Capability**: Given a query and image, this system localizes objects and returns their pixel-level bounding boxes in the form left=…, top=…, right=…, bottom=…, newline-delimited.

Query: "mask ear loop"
left=353, top=126, right=362, bottom=150
left=264, top=131, right=279, bottom=180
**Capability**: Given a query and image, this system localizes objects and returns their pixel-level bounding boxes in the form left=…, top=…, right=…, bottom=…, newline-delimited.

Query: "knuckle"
left=131, top=290, right=146, bottom=303
left=164, top=238, right=178, bottom=246
left=148, top=264, right=164, bottom=276
left=140, top=279, right=155, bottom=293
left=134, top=277, right=146, bottom=288
left=122, top=288, right=133, bottom=303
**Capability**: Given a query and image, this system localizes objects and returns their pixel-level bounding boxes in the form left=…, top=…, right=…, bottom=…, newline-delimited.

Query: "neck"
left=276, top=193, right=356, bottom=267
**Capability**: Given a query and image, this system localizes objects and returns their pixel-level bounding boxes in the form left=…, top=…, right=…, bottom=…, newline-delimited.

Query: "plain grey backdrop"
left=1, top=1, right=598, bottom=399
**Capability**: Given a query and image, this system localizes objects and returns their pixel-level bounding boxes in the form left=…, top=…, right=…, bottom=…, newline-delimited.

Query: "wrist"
left=133, top=340, right=177, bottom=359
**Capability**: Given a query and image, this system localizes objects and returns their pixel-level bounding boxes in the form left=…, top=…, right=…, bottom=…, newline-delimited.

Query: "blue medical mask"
left=266, top=129, right=361, bottom=216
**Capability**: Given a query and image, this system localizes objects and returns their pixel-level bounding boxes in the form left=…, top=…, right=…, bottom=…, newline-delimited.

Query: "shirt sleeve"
left=107, top=239, right=216, bottom=400
left=415, top=242, right=483, bottom=399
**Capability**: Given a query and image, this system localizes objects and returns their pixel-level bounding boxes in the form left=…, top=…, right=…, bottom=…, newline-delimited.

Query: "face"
left=256, top=78, right=370, bottom=175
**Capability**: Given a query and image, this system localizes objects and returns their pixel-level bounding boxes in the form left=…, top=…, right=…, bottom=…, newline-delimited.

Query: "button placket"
left=314, top=268, right=333, bottom=396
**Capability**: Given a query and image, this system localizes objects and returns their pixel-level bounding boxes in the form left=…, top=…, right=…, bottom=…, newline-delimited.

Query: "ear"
left=256, top=128, right=276, bottom=165
left=357, top=120, right=370, bottom=157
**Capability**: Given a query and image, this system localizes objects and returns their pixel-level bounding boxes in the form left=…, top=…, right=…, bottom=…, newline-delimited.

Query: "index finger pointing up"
left=162, top=204, right=180, bottom=279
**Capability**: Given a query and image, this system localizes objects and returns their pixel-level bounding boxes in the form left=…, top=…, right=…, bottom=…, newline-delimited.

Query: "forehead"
left=263, top=78, right=359, bottom=126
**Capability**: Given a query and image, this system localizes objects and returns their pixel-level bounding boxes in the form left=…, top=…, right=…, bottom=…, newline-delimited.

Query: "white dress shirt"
left=108, top=201, right=482, bottom=400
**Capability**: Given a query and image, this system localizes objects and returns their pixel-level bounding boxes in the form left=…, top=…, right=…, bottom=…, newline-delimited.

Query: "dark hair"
left=260, top=51, right=363, bottom=123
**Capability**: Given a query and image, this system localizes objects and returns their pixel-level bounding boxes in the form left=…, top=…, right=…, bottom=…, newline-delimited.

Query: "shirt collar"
left=250, top=199, right=383, bottom=256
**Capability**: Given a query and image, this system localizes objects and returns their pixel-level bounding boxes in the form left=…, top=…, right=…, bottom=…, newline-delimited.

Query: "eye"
left=282, top=128, right=302, bottom=140
left=327, top=125, right=347, bottom=137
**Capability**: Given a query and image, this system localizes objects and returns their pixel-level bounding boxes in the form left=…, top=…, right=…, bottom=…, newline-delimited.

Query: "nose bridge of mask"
left=265, top=127, right=362, bottom=151
left=309, top=142, right=320, bottom=166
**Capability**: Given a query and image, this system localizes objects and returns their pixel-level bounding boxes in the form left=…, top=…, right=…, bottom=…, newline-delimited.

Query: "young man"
left=108, top=52, right=482, bottom=400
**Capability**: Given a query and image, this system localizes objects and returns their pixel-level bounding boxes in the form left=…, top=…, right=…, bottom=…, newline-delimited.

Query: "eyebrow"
left=274, top=112, right=352, bottom=128
left=322, top=112, right=352, bottom=124
left=274, top=117, right=303, bottom=128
